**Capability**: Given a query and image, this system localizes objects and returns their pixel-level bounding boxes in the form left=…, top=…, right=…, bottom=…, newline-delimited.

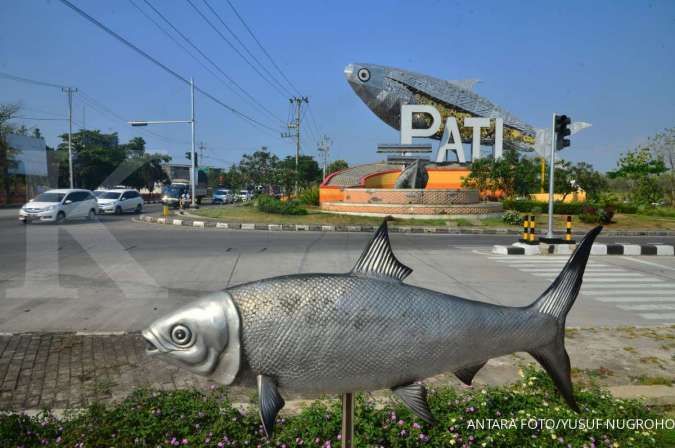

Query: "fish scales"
left=230, top=274, right=554, bottom=394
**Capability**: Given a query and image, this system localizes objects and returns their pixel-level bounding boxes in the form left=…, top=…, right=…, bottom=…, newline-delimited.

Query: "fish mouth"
left=142, top=329, right=162, bottom=355
left=344, top=63, right=354, bottom=80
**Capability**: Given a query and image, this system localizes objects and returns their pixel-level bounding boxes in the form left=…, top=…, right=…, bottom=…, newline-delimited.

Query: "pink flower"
left=397, top=419, right=405, bottom=426
left=413, top=422, right=421, bottom=430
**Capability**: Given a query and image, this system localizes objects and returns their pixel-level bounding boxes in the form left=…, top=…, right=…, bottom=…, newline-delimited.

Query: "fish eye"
left=171, top=324, right=192, bottom=346
left=357, top=68, right=370, bottom=82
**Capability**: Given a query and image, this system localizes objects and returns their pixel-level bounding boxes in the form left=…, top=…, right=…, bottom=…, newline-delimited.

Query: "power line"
left=137, top=0, right=285, bottom=125
left=0, top=71, right=70, bottom=90
left=200, top=0, right=291, bottom=97
left=224, top=0, right=301, bottom=96
left=185, top=0, right=288, bottom=98
left=57, top=0, right=281, bottom=135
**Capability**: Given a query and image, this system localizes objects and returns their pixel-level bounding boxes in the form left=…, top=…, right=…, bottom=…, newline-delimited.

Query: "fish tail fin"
left=528, top=225, right=603, bottom=411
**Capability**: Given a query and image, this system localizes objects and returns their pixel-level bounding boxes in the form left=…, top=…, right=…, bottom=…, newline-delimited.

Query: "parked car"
left=19, top=189, right=98, bottom=224
left=96, top=189, right=144, bottom=214
left=212, top=188, right=234, bottom=204
left=236, top=190, right=252, bottom=202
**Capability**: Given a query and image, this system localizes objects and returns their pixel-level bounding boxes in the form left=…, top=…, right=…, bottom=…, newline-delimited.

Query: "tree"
left=326, top=160, right=348, bottom=176
left=462, top=149, right=539, bottom=198
left=647, top=128, right=675, bottom=205
left=0, top=103, right=21, bottom=201
left=608, top=148, right=667, bottom=205
left=277, top=155, right=322, bottom=195
left=238, top=147, right=279, bottom=193
left=568, top=162, right=607, bottom=200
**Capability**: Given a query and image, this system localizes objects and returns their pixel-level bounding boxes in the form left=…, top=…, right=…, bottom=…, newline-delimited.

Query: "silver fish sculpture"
left=344, top=62, right=536, bottom=148
left=143, top=222, right=602, bottom=436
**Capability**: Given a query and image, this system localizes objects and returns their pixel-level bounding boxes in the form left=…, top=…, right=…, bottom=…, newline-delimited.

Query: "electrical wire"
left=224, top=0, right=301, bottom=96
left=200, top=0, right=291, bottom=97
left=0, top=71, right=70, bottom=90
left=138, top=0, right=285, bottom=125
left=57, top=0, right=281, bottom=135
left=185, top=0, right=288, bottom=98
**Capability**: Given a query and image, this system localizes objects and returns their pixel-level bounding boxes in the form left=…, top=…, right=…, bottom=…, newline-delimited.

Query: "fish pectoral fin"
left=391, top=382, right=435, bottom=424
left=257, top=375, right=285, bottom=437
left=454, top=361, right=487, bottom=386
left=351, top=221, right=413, bottom=281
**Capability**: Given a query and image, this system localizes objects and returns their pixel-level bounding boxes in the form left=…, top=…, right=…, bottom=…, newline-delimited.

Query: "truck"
left=161, top=164, right=208, bottom=207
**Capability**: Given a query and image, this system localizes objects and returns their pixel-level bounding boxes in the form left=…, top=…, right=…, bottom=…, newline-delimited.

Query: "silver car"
left=19, top=189, right=98, bottom=224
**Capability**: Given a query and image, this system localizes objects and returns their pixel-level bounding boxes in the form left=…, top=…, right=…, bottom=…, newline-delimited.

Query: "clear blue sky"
left=1, top=0, right=674, bottom=171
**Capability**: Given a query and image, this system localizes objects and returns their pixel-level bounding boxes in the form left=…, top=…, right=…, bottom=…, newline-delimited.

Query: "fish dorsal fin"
left=448, top=78, right=480, bottom=90
left=351, top=221, right=412, bottom=281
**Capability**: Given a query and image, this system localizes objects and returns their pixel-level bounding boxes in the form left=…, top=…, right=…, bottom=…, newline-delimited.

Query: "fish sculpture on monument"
left=143, top=222, right=602, bottom=436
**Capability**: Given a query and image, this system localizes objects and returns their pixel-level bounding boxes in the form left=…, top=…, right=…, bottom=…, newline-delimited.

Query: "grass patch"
left=0, top=366, right=670, bottom=447
left=192, top=205, right=675, bottom=231
left=623, top=346, right=637, bottom=353
left=631, top=375, right=673, bottom=386
left=193, top=205, right=451, bottom=227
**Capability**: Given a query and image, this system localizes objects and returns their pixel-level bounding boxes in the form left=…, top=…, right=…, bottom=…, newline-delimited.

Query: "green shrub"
left=502, top=210, right=523, bottom=225
left=502, top=199, right=584, bottom=215
left=0, top=366, right=669, bottom=447
left=298, top=185, right=320, bottom=206
left=580, top=204, right=615, bottom=224
left=616, top=203, right=638, bottom=214
left=256, top=195, right=308, bottom=215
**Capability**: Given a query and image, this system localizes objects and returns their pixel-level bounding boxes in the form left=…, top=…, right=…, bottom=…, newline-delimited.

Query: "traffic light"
left=185, top=152, right=198, bottom=166
left=555, top=114, right=571, bottom=150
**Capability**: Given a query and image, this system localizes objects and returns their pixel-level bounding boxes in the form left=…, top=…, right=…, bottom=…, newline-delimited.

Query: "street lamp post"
left=129, top=78, right=197, bottom=207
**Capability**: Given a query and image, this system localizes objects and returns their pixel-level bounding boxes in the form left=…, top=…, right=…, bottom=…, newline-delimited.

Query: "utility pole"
left=190, top=78, right=196, bottom=207
left=318, top=135, right=332, bottom=180
left=282, top=96, right=308, bottom=195
left=62, top=87, right=77, bottom=188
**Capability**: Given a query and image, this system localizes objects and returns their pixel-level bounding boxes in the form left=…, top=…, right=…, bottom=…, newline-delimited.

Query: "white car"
left=237, top=190, right=252, bottom=202
left=19, top=189, right=98, bottom=224
left=96, top=189, right=144, bottom=214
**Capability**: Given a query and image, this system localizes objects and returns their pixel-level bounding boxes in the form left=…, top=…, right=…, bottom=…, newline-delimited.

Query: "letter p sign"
left=400, top=105, right=441, bottom=144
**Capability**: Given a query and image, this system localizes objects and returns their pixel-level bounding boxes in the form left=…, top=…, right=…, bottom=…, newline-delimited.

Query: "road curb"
left=492, top=242, right=675, bottom=256
left=134, top=215, right=675, bottom=237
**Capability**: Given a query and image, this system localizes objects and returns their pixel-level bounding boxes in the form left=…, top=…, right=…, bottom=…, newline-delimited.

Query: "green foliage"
left=502, top=210, right=523, bottom=225
left=608, top=148, right=667, bottom=205
left=0, top=366, right=669, bottom=447
left=326, top=159, right=349, bottom=176
left=298, top=185, right=320, bottom=206
left=502, top=199, right=584, bottom=215
left=256, top=194, right=307, bottom=215
left=463, top=149, right=540, bottom=198
left=580, top=204, right=615, bottom=224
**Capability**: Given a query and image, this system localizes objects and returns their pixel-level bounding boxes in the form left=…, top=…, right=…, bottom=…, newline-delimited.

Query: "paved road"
left=0, top=207, right=674, bottom=332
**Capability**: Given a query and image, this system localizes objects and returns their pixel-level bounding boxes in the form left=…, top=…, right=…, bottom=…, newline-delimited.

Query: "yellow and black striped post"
left=522, top=215, right=530, bottom=241
left=565, top=215, right=573, bottom=241
left=528, top=216, right=537, bottom=242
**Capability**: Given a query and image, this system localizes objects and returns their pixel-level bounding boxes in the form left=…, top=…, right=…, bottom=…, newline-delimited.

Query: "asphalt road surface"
left=0, top=205, right=674, bottom=332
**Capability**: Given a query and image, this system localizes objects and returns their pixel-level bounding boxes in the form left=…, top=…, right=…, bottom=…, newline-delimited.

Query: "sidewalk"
left=138, top=212, right=675, bottom=237
left=1, top=326, right=673, bottom=412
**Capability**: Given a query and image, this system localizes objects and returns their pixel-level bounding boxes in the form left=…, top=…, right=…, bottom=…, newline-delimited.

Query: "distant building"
left=3, top=133, right=49, bottom=203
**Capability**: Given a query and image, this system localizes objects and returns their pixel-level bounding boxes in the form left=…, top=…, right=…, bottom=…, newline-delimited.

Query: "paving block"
left=241, top=223, right=255, bottom=230
left=215, top=222, right=228, bottom=229
left=192, top=221, right=205, bottom=228
left=268, top=224, right=282, bottom=231
left=512, top=242, right=541, bottom=255
left=156, top=218, right=165, bottom=224
left=172, top=219, right=182, bottom=226
left=295, top=225, right=309, bottom=231
left=321, top=225, right=334, bottom=232
left=591, top=244, right=608, bottom=255
left=622, top=244, right=641, bottom=256
left=492, top=245, right=525, bottom=255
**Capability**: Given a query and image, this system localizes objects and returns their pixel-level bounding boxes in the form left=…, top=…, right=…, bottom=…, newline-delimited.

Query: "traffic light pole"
left=190, top=78, right=196, bottom=208
left=546, top=113, right=557, bottom=239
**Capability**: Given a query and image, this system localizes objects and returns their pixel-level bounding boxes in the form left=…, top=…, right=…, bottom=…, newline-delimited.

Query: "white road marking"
left=596, top=297, right=675, bottom=303
left=638, top=313, right=675, bottom=320
left=532, top=272, right=646, bottom=278
left=618, top=304, right=675, bottom=311
left=621, top=256, right=675, bottom=271
left=584, top=285, right=675, bottom=302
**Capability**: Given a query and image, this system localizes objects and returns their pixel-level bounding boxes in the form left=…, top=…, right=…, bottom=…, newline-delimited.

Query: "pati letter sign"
left=400, top=105, right=503, bottom=163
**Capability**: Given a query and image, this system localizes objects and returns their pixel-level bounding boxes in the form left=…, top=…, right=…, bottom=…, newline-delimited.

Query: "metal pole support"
left=341, top=393, right=354, bottom=448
